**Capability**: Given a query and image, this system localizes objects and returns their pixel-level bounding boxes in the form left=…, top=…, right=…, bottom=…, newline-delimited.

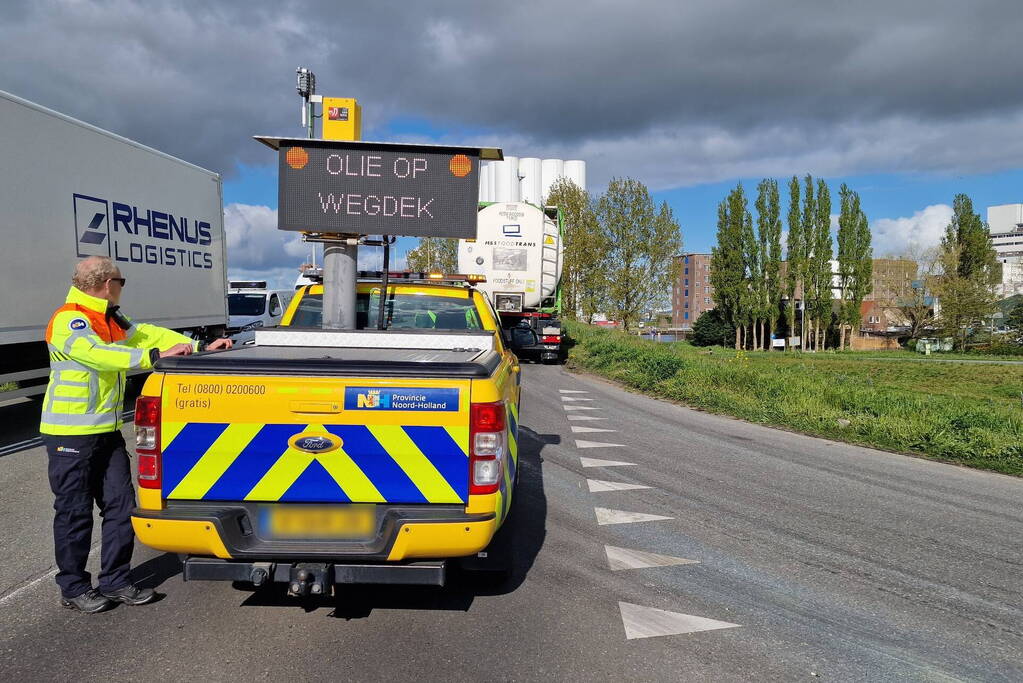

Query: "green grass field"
left=565, top=322, right=1023, bottom=476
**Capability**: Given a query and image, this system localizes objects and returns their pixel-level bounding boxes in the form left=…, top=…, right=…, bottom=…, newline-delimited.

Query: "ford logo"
left=289, top=434, right=342, bottom=454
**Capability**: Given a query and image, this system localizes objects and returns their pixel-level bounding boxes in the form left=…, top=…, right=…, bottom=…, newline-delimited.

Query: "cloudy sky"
left=4, top=0, right=1021, bottom=286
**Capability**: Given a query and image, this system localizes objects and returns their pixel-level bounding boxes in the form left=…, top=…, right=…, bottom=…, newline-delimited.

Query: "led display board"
left=273, top=139, right=488, bottom=238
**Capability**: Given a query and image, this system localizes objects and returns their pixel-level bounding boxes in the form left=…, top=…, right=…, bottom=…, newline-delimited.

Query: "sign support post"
left=322, top=236, right=358, bottom=329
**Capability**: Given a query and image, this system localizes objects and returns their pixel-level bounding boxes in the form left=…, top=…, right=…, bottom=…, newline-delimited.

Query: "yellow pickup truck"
left=130, top=275, right=532, bottom=594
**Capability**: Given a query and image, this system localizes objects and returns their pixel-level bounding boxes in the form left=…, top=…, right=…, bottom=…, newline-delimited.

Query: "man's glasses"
left=108, top=278, right=126, bottom=287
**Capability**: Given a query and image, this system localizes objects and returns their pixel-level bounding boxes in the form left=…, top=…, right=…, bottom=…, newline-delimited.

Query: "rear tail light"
left=542, top=335, right=561, bottom=343
left=134, top=396, right=162, bottom=489
left=469, top=401, right=506, bottom=495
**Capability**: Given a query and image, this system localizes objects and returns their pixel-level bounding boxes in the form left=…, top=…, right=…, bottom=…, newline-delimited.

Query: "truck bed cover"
left=155, top=345, right=502, bottom=379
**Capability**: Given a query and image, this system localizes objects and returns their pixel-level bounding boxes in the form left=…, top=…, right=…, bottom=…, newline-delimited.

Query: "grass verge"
left=565, top=321, right=1023, bottom=476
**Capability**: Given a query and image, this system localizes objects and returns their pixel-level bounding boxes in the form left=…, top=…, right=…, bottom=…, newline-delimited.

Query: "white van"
left=227, top=281, right=293, bottom=344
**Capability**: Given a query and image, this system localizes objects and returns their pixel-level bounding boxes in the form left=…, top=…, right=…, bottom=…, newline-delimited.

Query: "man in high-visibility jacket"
left=40, top=256, right=232, bottom=613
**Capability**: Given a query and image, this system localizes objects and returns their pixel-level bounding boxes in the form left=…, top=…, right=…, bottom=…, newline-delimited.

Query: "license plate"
left=258, top=505, right=375, bottom=540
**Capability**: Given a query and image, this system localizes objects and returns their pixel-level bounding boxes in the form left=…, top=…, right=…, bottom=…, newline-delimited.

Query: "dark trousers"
left=43, top=432, right=136, bottom=598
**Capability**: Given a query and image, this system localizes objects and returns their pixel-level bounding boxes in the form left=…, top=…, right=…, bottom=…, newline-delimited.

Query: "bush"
left=690, top=309, right=734, bottom=347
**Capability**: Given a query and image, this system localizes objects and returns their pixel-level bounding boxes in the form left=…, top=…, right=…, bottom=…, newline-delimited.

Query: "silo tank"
left=518, top=157, right=542, bottom=206
left=564, top=160, right=587, bottom=192
left=478, top=163, right=489, bottom=202
left=540, top=158, right=565, bottom=204
left=493, top=157, right=520, bottom=202
left=487, top=161, right=498, bottom=203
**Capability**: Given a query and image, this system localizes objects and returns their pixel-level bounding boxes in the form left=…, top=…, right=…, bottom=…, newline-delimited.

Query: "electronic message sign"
left=274, top=140, right=486, bottom=238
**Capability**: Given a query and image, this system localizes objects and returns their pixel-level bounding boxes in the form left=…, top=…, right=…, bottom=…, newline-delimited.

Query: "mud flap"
left=457, top=508, right=516, bottom=583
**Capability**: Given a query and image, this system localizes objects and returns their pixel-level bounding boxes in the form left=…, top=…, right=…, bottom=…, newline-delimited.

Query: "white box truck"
left=0, top=90, right=228, bottom=398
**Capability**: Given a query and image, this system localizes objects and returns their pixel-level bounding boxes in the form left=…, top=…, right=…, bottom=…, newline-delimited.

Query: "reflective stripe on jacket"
left=39, top=286, right=198, bottom=435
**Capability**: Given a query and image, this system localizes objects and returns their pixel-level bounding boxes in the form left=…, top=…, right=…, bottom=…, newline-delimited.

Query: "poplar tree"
left=810, top=179, right=833, bottom=350
left=800, top=176, right=817, bottom=349
left=756, top=178, right=782, bottom=350
left=784, top=177, right=803, bottom=350
left=836, top=185, right=873, bottom=349
left=710, top=189, right=745, bottom=349
left=740, top=191, right=760, bottom=349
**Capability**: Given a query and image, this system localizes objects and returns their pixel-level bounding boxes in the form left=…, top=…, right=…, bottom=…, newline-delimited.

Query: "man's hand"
left=206, top=338, right=233, bottom=351
left=159, top=343, right=194, bottom=358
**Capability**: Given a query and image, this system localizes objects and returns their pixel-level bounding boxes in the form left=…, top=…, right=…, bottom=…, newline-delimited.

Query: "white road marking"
left=587, top=479, right=652, bottom=493
left=0, top=543, right=101, bottom=606
left=560, top=396, right=595, bottom=402
left=567, top=415, right=607, bottom=421
left=580, top=457, right=636, bottom=467
left=595, top=507, right=673, bottom=525
left=570, top=426, right=617, bottom=433
left=576, top=439, right=626, bottom=449
left=559, top=390, right=589, bottom=394
left=618, top=602, right=740, bottom=640
left=563, top=405, right=600, bottom=411
left=604, top=545, right=699, bottom=571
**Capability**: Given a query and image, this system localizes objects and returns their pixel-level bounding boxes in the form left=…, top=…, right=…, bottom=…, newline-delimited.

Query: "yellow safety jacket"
left=39, top=287, right=199, bottom=436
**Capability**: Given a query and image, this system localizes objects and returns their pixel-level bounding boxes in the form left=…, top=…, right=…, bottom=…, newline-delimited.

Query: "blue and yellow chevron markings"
left=162, top=422, right=469, bottom=504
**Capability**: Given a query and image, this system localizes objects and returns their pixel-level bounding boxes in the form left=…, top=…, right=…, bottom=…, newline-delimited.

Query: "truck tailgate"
left=160, top=375, right=471, bottom=505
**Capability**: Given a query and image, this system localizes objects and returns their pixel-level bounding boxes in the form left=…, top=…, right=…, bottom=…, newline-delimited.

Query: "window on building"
left=704, top=298, right=711, bottom=304
left=684, top=302, right=689, bottom=308
left=684, top=279, right=689, bottom=286
left=684, top=312, right=689, bottom=320
left=684, top=289, right=688, bottom=297
left=704, top=287, right=709, bottom=293
left=684, top=267, right=689, bottom=275
left=684, top=256, right=689, bottom=264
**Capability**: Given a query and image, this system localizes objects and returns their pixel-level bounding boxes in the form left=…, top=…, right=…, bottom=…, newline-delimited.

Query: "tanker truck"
left=458, top=202, right=565, bottom=363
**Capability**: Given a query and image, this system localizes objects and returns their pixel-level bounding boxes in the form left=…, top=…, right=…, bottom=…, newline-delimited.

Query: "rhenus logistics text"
left=111, top=201, right=214, bottom=269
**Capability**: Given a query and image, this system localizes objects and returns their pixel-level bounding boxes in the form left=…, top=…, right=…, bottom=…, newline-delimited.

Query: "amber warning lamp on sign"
left=254, top=137, right=503, bottom=239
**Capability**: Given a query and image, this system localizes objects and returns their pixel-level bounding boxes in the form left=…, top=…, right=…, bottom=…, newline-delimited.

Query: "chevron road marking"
left=587, top=479, right=651, bottom=493
left=576, top=439, right=626, bottom=448
left=604, top=545, right=699, bottom=571
left=594, top=507, right=673, bottom=525
left=580, top=457, right=636, bottom=467
left=618, top=602, right=740, bottom=640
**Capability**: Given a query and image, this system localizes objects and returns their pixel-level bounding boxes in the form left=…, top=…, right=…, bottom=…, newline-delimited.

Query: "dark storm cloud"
left=2, top=0, right=1021, bottom=186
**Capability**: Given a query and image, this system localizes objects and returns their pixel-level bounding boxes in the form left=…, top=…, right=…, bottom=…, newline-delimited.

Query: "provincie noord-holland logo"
left=73, top=194, right=111, bottom=258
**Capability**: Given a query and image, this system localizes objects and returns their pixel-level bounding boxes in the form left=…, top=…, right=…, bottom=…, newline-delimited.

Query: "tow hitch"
left=288, top=563, right=332, bottom=597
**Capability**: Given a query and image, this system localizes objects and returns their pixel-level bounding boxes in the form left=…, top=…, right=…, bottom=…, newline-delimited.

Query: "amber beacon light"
left=286, top=147, right=309, bottom=170
left=449, top=154, right=472, bottom=178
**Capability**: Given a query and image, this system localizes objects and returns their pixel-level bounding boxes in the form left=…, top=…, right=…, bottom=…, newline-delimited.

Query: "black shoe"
left=101, top=584, right=156, bottom=606
left=60, top=588, right=115, bottom=614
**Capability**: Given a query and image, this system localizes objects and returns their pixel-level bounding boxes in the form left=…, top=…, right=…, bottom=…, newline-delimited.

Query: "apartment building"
left=671, top=253, right=714, bottom=329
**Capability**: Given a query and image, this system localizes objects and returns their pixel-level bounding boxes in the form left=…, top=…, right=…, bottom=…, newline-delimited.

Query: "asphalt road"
left=1, top=364, right=1021, bottom=681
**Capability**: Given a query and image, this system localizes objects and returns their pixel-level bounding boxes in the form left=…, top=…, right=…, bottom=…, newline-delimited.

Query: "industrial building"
left=987, top=204, right=1023, bottom=297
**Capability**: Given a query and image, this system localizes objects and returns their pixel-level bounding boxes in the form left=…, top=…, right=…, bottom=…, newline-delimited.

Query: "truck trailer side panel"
left=0, top=89, right=227, bottom=347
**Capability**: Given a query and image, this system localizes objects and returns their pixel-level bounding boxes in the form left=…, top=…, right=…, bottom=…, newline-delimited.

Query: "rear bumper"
left=183, top=557, right=447, bottom=587
left=131, top=502, right=497, bottom=562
